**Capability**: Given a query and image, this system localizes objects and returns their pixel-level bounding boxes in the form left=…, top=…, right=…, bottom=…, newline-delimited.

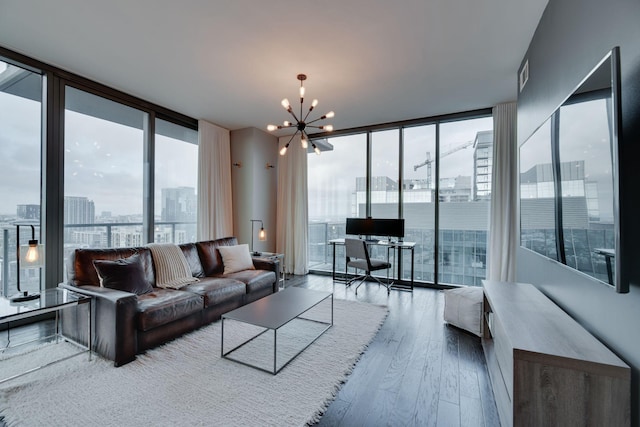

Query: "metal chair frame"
left=344, top=238, right=392, bottom=294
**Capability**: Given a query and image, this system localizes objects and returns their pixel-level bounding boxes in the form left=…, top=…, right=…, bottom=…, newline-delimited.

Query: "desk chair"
left=345, top=238, right=392, bottom=294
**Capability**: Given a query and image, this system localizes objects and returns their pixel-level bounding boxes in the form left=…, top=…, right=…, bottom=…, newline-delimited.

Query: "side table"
left=0, top=288, right=93, bottom=384
left=252, top=252, right=286, bottom=289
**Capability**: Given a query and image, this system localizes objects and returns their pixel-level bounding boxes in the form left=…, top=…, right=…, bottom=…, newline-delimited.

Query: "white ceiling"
left=0, top=0, right=548, bottom=133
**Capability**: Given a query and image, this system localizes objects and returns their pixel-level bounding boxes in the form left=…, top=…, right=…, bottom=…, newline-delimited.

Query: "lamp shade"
left=259, top=227, right=267, bottom=241
left=20, top=241, right=44, bottom=268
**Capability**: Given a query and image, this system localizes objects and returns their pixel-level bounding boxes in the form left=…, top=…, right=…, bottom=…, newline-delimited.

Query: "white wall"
left=230, top=127, right=278, bottom=253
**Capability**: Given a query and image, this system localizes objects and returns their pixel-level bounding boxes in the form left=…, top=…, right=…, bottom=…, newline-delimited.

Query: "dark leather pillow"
left=93, top=253, right=153, bottom=295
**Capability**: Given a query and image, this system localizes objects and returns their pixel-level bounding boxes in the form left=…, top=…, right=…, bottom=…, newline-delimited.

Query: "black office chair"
left=345, top=238, right=392, bottom=294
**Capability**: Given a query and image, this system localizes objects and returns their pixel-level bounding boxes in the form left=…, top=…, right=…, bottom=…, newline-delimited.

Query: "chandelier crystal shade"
left=267, top=74, right=334, bottom=156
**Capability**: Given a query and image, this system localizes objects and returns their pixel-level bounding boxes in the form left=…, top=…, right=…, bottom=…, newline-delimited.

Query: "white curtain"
left=487, top=102, right=518, bottom=282
left=276, top=135, right=309, bottom=275
left=197, top=120, right=233, bottom=240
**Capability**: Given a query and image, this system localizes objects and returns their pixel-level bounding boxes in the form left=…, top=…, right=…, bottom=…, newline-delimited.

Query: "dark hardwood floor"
left=1, top=274, right=500, bottom=427
left=292, top=274, right=500, bottom=427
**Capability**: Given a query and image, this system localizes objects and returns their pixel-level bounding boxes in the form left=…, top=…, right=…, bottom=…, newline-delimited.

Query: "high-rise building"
left=161, top=187, right=196, bottom=223
left=473, top=130, right=493, bottom=201
left=64, top=196, right=95, bottom=225
left=16, top=204, right=40, bottom=220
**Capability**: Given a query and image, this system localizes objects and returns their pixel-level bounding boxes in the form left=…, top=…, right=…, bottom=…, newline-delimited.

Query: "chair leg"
left=370, top=275, right=391, bottom=294
left=354, top=276, right=367, bottom=295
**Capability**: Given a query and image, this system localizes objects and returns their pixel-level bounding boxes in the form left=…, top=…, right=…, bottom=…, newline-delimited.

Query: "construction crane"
left=413, top=140, right=474, bottom=189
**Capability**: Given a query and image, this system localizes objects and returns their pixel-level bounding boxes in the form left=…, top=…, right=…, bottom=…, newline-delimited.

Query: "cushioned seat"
left=443, top=286, right=484, bottom=337
left=136, top=289, right=203, bottom=332
left=222, top=270, right=276, bottom=295
left=182, top=277, right=246, bottom=307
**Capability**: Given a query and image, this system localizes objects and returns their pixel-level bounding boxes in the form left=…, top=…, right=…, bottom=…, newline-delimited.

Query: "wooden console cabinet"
left=482, top=280, right=630, bottom=427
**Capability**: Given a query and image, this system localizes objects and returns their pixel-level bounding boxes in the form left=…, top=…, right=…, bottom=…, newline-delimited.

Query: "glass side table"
left=252, top=252, right=285, bottom=289
left=0, top=287, right=92, bottom=384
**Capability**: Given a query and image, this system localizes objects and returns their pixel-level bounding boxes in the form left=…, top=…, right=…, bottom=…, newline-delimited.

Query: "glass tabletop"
left=0, top=288, right=89, bottom=324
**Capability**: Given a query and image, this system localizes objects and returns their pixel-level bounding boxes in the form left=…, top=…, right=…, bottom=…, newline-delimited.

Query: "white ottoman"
left=443, top=286, right=484, bottom=337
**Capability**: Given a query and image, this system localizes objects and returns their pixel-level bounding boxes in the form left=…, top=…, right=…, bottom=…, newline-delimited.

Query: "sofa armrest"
left=252, top=258, right=281, bottom=293
left=59, top=282, right=138, bottom=366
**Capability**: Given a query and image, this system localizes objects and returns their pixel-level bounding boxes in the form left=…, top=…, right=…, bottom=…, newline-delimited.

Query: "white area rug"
left=0, top=298, right=387, bottom=427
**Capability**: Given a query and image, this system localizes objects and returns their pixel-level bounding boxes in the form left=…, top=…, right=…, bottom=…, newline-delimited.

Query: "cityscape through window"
left=308, top=114, right=493, bottom=287
left=0, top=60, right=42, bottom=297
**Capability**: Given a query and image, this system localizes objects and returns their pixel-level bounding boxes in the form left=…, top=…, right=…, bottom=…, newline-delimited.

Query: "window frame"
left=309, top=108, right=493, bottom=288
left=0, top=45, right=198, bottom=290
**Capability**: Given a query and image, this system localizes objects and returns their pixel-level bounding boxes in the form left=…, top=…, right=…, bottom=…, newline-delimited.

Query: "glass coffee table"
left=0, top=288, right=92, bottom=384
left=221, top=287, right=332, bottom=374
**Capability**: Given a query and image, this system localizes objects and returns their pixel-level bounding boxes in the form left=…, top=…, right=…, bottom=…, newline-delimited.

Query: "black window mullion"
left=550, top=111, right=566, bottom=264
left=143, top=113, right=155, bottom=243
left=434, top=123, right=440, bottom=285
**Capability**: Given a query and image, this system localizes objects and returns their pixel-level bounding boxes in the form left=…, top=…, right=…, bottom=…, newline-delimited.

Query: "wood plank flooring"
left=1, top=274, right=500, bottom=426
left=291, top=274, right=500, bottom=427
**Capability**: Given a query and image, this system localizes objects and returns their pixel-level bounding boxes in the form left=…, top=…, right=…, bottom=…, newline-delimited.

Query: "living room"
left=1, top=0, right=639, bottom=426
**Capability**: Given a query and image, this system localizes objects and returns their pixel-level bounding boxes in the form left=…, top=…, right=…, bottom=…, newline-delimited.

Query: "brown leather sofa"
left=60, top=237, right=279, bottom=366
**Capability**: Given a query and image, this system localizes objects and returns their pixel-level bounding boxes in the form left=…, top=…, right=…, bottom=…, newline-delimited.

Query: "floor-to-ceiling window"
left=154, top=118, right=198, bottom=244
left=64, top=86, right=147, bottom=256
left=0, top=59, right=42, bottom=297
left=307, top=111, right=493, bottom=287
left=403, top=124, right=436, bottom=283
left=0, top=46, right=198, bottom=291
left=308, top=134, right=367, bottom=273
left=438, top=117, right=493, bottom=286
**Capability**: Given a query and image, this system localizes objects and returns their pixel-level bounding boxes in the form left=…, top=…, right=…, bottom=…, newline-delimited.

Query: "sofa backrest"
left=69, top=247, right=156, bottom=288
left=196, top=237, right=238, bottom=276
left=177, top=242, right=205, bottom=278
left=67, top=237, right=242, bottom=287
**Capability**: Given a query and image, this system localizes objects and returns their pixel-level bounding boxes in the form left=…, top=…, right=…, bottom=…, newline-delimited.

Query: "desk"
left=328, top=238, right=416, bottom=291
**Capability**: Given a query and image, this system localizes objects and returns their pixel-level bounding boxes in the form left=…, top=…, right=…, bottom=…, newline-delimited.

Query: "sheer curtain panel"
left=276, top=135, right=309, bottom=275
left=197, top=120, right=233, bottom=240
left=487, top=102, right=518, bottom=282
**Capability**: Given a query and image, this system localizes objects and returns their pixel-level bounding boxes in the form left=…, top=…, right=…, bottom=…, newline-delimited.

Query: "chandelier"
left=267, top=74, right=334, bottom=156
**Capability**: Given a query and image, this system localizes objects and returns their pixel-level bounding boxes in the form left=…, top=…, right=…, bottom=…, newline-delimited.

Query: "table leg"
left=332, top=243, right=336, bottom=282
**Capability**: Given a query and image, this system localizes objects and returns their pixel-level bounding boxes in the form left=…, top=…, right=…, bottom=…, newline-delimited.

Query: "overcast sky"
left=0, top=93, right=197, bottom=217
left=308, top=116, right=492, bottom=220
left=1, top=89, right=613, bottom=223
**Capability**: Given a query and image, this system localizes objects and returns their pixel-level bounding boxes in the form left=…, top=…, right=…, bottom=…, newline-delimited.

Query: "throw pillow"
left=218, top=244, right=256, bottom=275
left=93, top=253, right=153, bottom=295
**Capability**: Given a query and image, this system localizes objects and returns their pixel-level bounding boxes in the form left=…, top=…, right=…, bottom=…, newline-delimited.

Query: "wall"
left=517, top=0, right=640, bottom=424
left=230, top=127, right=278, bottom=254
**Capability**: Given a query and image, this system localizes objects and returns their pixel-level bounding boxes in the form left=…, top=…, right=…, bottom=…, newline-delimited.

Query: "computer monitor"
left=345, top=218, right=374, bottom=236
left=345, top=218, right=404, bottom=239
left=372, top=218, right=405, bottom=238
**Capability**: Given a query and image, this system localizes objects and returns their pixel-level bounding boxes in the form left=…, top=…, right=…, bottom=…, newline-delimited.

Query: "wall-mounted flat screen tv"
left=519, top=46, right=626, bottom=293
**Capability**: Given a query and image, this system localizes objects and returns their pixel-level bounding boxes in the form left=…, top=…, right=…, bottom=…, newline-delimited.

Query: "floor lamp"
left=250, top=219, right=266, bottom=256
left=10, top=224, right=44, bottom=302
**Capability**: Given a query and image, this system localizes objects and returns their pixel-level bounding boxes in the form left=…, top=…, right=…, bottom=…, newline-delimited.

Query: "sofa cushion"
left=181, top=277, right=246, bottom=308
left=218, top=244, right=255, bottom=274
left=222, top=270, right=276, bottom=295
left=196, top=237, right=239, bottom=276
left=93, top=253, right=154, bottom=296
left=136, top=289, right=203, bottom=332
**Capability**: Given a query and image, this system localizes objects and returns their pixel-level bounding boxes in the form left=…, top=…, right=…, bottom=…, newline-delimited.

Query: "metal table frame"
left=1, top=288, right=93, bottom=384
left=221, top=288, right=333, bottom=375
left=329, top=238, right=416, bottom=291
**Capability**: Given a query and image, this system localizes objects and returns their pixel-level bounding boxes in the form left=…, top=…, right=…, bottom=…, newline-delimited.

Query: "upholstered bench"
left=443, top=286, right=484, bottom=337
